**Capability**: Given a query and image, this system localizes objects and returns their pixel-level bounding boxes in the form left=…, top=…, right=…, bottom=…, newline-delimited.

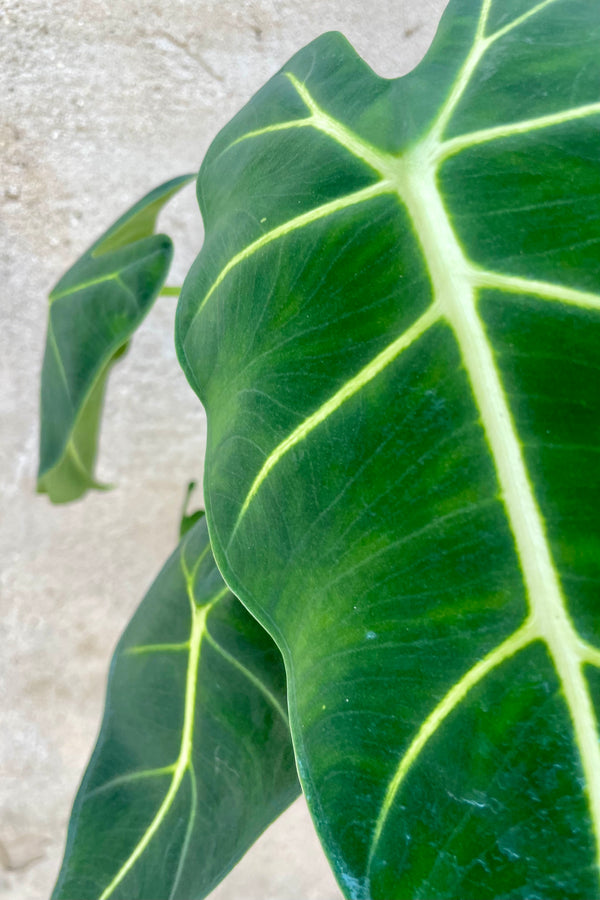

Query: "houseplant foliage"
left=38, top=174, right=194, bottom=502
left=39, top=167, right=299, bottom=900
left=178, top=0, right=600, bottom=896
left=52, top=515, right=298, bottom=900
left=41, top=0, right=600, bottom=898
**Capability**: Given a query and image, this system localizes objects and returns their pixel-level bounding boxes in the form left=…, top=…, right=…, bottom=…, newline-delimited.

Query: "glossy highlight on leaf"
left=52, top=517, right=298, bottom=900
left=38, top=174, right=194, bottom=503
left=177, top=1, right=600, bottom=897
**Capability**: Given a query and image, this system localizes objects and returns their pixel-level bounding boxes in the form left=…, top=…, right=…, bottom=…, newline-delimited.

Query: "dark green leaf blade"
left=177, top=1, right=600, bottom=897
left=38, top=174, right=194, bottom=503
left=52, top=517, right=298, bottom=900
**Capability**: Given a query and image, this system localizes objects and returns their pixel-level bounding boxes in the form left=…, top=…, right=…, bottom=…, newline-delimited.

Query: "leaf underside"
left=38, top=174, right=194, bottom=503
left=52, top=517, right=299, bottom=900
left=177, top=1, right=600, bottom=897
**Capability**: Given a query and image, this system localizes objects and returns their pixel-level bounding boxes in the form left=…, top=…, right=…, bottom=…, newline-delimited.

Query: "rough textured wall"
left=1, top=1, right=447, bottom=897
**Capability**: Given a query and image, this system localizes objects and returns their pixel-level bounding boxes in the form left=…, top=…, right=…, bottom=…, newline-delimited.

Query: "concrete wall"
left=1, top=1, right=447, bottom=897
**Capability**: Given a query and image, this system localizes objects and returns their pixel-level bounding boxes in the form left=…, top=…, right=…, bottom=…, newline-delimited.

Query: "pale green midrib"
left=203, top=626, right=289, bottom=725
left=97, top=595, right=209, bottom=900
left=169, top=765, right=198, bottom=900
left=94, top=555, right=229, bottom=899
left=366, top=621, right=537, bottom=873
left=180, top=539, right=213, bottom=614
left=388, top=149, right=600, bottom=870
left=183, top=546, right=288, bottom=728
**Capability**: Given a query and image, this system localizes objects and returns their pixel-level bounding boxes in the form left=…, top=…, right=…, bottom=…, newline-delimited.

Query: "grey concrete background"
left=1, top=1, right=447, bottom=897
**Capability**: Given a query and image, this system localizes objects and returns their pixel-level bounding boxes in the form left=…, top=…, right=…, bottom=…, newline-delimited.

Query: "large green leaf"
left=38, top=174, right=194, bottom=503
left=177, top=1, right=600, bottom=897
left=52, top=517, right=298, bottom=899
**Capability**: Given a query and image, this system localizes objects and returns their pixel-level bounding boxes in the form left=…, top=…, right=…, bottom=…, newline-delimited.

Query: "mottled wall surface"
left=1, top=2, right=446, bottom=897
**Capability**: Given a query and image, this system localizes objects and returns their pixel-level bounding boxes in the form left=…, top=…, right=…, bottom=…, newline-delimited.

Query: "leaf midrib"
left=96, top=537, right=215, bottom=900
left=382, top=144, right=600, bottom=866
left=97, top=588, right=215, bottom=900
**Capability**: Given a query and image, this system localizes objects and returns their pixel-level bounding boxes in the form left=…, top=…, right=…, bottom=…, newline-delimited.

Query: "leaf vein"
left=228, top=302, right=441, bottom=542
left=365, top=623, right=536, bottom=875
left=187, top=181, right=391, bottom=326
left=204, top=625, right=289, bottom=725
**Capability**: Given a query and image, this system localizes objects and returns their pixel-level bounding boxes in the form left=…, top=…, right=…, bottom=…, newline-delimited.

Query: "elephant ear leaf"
left=52, top=516, right=299, bottom=900
left=38, top=174, right=194, bottom=503
left=177, top=1, right=600, bottom=897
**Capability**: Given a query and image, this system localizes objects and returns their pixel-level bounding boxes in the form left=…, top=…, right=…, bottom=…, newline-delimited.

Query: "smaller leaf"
left=38, top=174, right=195, bottom=502
left=53, top=516, right=299, bottom=900
left=179, top=480, right=205, bottom=538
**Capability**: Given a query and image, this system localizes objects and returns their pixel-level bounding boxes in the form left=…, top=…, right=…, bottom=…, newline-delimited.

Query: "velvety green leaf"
left=38, top=174, right=194, bottom=503
left=177, top=1, right=600, bottom=897
left=52, top=517, right=298, bottom=900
